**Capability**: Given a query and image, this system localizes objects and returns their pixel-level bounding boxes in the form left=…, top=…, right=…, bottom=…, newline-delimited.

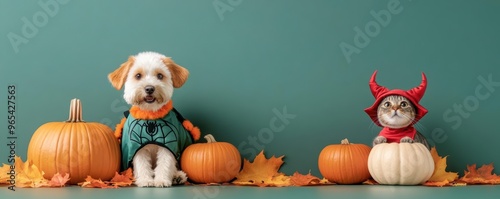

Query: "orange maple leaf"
left=427, top=147, right=458, bottom=183
left=459, top=164, right=500, bottom=184
left=0, top=164, right=11, bottom=184
left=79, top=176, right=115, bottom=188
left=14, top=156, right=48, bottom=188
left=233, top=150, right=291, bottom=187
left=423, top=180, right=451, bottom=187
left=48, top=173, right=70, bottom=187
left=110, top=169, right=134, bottom=187
left=290, top=172, right=321, bottom=186
left=120, top=168, right=134, bottom=181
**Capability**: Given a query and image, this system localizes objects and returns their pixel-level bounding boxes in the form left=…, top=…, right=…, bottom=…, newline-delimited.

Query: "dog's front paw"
left=173, top=170, right=188, bottom=185
left=154, top=177, right=173, bottom=188
left=400, top=136, right=414, bottom=143
left=135, top=179, right=155, bottom=187
left=373, top=136, right=387, bottom=146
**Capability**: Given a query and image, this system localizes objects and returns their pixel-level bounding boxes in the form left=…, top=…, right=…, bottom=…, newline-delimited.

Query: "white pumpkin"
left=368, top=142, right=434, bottom=185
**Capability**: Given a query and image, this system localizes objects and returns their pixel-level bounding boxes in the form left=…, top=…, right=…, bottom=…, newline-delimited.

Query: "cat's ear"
left=369, top=70, right=389, bottom=98
left=406, top=73, right=427, bottom=102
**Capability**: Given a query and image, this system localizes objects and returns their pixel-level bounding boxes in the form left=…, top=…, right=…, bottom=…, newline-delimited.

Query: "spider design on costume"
left=128, top=119, right=179, bottom=146
left=119, top=107, right=196, bottom=170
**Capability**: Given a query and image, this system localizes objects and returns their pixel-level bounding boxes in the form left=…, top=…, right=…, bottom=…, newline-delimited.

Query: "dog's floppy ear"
left=163, top=57, right=189, bottom=88
left=108, top=56, right=135, bottom=90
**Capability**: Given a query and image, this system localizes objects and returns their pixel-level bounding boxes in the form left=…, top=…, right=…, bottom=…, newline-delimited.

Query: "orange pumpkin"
left=27, top=99, right=120, bottom=184
left=318, top=138, right=371, bottom=184
left=181, top=134, right=241, bottom=183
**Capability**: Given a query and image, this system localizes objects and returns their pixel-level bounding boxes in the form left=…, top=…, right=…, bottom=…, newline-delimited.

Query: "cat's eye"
left=383, top=102, right=391, bottom=107
left=401, top=101, right=408, bottom=107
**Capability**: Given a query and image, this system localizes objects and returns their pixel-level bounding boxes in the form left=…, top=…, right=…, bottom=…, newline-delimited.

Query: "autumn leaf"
left=14, top=156, right=48, bottom=188
left=254, top=173, right=291, bottom=187
left=110, top=168, right=134, bottom=187
left=79, top=176, right=115, bottom=188
left=452, top=182, right=467, bottom=186
left=423, top=180, right=451, bottom=187
left=48, top=173, right=70, bottom=187
left=233, top=150, right=291, bottom=187
left=362, top=179, right=378, bottom=185
left=0, top=164, right=11, bottom=184
left=290, top=172, right=321, bottom=186
left=120, top=168, right=134, bottom=181
left=459, top=164, right=500, bottom=184
left=320, top=178, right=334, bottom=185
left=427, top=147, right=459, bottom=183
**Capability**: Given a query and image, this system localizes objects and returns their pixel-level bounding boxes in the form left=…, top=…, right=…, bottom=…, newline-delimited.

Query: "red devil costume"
left=364, top=71, right=428, bottom=143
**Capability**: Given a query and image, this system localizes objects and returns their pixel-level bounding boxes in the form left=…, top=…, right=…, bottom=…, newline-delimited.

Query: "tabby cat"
left=373, top=95, right=430, bottom=149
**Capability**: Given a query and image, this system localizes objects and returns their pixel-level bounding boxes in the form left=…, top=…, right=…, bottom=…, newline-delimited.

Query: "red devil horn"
left=406, top=73, right=427, bottom=102
left=369, top=70, right=389, bottom=98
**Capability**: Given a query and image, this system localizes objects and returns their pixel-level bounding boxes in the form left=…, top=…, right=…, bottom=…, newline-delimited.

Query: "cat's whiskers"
left=367, top=121, right=381, bottom=136
left=399, top=113, right=429, bottom=136
left=413, top=121, right=428, bottom=133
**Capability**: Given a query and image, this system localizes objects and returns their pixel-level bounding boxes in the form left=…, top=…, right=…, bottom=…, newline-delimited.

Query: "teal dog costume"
left=115, top=101, right=200, bottom=170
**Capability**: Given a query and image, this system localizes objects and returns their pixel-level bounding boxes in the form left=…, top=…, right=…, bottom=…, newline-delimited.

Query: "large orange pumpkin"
left=318, top=138, right=371, bottom=184
left=181, top=134, right=241, bottom=183
left=27, top=99, right=120, bottom=184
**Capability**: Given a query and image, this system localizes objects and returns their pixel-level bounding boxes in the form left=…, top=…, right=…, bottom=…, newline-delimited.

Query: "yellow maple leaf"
left=264, top=173, right=291, bottom=187
left=233, top=150, right=291, bottom=187
left=0, top=164, right=12, bottom=184
left=427, top=147, right=458, bottom=182
left=14, top=156, right=48, bottom=188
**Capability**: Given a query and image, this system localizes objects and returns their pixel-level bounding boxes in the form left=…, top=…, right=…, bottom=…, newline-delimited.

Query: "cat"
left=372, top=95, right=430, bottom=149
left=364, top=71, right=430, bottom=149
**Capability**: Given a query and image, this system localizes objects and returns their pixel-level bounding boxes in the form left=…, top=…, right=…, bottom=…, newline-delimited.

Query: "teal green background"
left=1, top=0, right=500, bottom=189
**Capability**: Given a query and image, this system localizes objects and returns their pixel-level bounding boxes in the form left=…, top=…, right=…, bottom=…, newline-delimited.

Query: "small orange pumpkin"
left=27, top=99, right=120, bottom=184
left=181, top=134, right=241, bottom=183
left=318, top=138, right=371, bottom=184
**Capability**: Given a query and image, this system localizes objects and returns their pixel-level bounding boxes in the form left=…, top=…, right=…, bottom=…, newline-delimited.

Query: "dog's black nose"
left=145, top=86, right=155, bottom=94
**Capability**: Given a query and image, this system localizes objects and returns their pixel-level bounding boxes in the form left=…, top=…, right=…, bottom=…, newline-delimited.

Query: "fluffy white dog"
left=108, top=52, right=200, bottom=187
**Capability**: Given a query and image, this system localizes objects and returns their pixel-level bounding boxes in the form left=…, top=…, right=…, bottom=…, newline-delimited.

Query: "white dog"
left=108, top=52, right=200, bottom=187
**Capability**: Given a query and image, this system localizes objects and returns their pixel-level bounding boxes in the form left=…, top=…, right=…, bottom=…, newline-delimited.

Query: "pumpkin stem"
left=66, top=98, right=84, bottom=122
left=204, top=134, right=216, bottom=143
left=341, top=138, right=350, bottom=145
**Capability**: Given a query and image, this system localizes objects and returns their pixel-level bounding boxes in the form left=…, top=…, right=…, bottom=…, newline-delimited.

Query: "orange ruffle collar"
left=130, top=101, right=173, bottom=120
